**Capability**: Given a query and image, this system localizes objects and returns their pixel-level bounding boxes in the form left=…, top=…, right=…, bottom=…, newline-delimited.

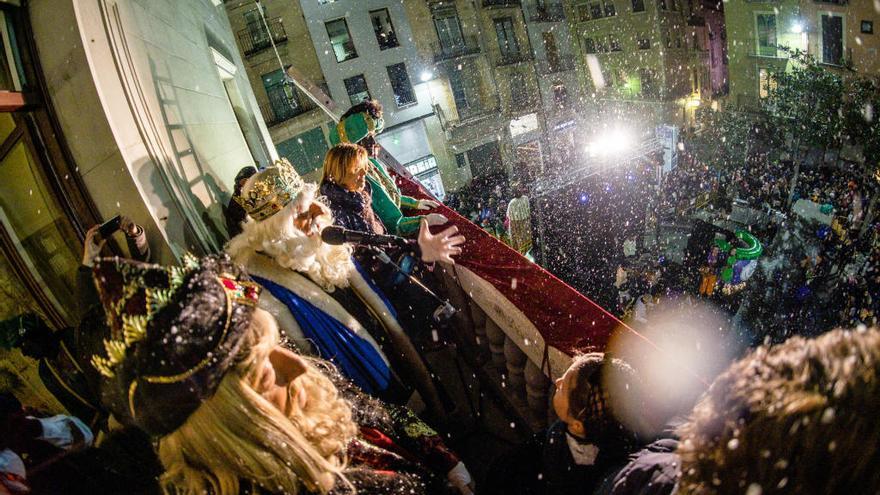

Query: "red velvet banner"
left=395, top=176, right=618, bottom=356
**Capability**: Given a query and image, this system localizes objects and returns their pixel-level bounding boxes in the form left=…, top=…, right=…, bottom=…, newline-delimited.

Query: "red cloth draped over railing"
left=395, top=175, right=618, bottom=356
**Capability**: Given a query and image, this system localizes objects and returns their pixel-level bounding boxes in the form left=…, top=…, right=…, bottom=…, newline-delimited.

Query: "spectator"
left=329, top=100, right=446, bottom=236
left=227, top=159, right=463, bottom=420
left=225, top=165, right=257, bottom=238
left=486, top=353, right=646, bottom=495
left=599, top=327, right=880, bottom=494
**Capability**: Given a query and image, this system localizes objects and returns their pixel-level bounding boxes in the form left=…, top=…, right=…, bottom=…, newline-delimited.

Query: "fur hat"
left=89, top=254, right=260, bottom=436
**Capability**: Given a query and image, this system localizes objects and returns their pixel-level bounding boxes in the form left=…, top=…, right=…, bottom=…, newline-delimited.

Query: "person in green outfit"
left=328, top=100, right=448, bottom=236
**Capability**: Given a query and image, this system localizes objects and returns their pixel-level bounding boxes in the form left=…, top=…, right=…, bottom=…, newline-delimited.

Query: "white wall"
left=31, top=0, right=275, bottom=260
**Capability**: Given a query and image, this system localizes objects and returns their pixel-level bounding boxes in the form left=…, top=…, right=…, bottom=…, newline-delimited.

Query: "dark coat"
left=594, top=439, right=680, bottom=495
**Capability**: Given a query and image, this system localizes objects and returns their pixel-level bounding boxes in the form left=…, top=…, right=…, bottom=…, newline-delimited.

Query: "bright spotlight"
left=420, top=70, right=433, bottom=82
left=791, top=21, right=804, bottom=34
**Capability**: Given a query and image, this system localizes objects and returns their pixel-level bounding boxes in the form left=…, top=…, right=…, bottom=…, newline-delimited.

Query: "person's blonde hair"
left=321, top=143, right=368, bottom=186
left=157, top=309, right=358, bottom=495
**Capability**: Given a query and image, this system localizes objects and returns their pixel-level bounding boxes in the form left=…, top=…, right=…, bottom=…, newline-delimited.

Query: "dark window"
left=756, top=13, right=777, bottom=57
left=637, top=33, right=651, bottom=49
left=244, top=7, right=270, bottom=48
left=276, top=128, right=329, bottom=175
left=433, top=5, right=466, bottom=52
left=262, top=68, right=301, bottom=122
left=344, top=74, right=370, bottom=105
left=449, top=67, right=469, bottom=109
left=610, top=34, right=622, bottom=51
left=455, top=152, right=469, bottom=169
left=658, top=0, right=668, bottom=10
left=494, top=17, right=520, bottom=59
left=590, top=1, right=603, bottom=19
left=584, top=37, right=597, bottom=54
left=604, top=0, right=616, bottom=17
left=632, top=0, right=645, bottom=12
left=370, top=9, right=399, bottom=50
left=510, top=73, right=528, bottom=105
left=387, top=63, right=416, bottom=107
left=861, top=20, right=873, bottom=34
left=577, top=5, right=591, bottom=22
left=467, top=140, right=502, bottom=177
left=821, top=14, right=844, bottom=65
left=553, top=83, right=569, bottom=108
left=639, top=68, right=658, bottom=97
left=326, top=18, right=357, bottom=62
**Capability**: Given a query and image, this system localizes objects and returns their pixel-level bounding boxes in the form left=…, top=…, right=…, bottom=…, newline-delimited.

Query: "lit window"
left=758, top=68, right=777, bottom=99
left=325, top=18, right=357, bottom=63
left=386, top=63, right=416, bottom=107
left=370, top=9, right=399, bottom=50
left=344, top=74, right=370, bottom=105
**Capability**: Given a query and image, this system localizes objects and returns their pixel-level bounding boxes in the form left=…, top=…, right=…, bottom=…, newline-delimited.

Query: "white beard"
left=226, top=198, right=355, bottom=291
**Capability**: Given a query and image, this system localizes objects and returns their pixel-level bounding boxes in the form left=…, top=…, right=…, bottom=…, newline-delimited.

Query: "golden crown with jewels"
left=233, top=158, right=305, bottom=221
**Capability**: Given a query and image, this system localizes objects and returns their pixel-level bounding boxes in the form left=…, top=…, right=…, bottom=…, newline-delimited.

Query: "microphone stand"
left=366, top=246, right=457, bottom=323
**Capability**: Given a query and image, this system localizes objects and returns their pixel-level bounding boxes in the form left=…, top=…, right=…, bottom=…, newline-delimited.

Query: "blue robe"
left=252, top=275, right=392, bottom=396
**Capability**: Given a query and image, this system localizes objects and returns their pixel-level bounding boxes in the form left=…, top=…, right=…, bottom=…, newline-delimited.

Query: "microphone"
left=321, top=226, right=414, bottom=249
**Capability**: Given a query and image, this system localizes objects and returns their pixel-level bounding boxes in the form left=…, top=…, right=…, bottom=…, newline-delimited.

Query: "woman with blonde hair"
left=87, top=254, right=472, bottom=495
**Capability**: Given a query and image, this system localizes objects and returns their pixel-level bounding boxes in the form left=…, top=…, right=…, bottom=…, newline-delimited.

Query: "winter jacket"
left=594, top=439, right=680, bottom=495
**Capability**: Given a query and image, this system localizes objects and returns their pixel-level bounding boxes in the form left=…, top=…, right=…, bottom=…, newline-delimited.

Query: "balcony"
left=260, top=85, right=318, bottom=127
left=482, top=0, right=521, bottom=7
left=238, top=17, right=288, bottom=56
left=432, top=36, right=482, bottom=63
left=527, top=3, right=566, bottom=22
left=535, top=58, right=575, bottom=74
left=496, top=51, right=533, bottom=67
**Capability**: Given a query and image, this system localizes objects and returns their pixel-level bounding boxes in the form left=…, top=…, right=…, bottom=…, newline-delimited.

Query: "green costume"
left=329, top=111, right=426, bottom=236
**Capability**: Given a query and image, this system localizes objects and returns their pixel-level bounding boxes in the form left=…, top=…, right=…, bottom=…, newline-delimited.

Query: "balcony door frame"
left=0, top=3, right=106, bottom=328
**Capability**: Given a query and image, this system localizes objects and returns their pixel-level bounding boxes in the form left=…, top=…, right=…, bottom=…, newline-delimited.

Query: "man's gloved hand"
left=416, top=199, right=441, bottom=211
left=425, top=213, right=449, bottom=227
left=418, top=219, right=465, bottom=264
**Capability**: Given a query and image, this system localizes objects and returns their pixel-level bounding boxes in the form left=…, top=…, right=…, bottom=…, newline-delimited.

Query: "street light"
left=790, top=20, right=804, bottom=34
left=420, top=70, right=434, bottom=82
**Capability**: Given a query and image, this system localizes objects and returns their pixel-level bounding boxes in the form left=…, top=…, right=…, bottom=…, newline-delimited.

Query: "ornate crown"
left=91, top=254, right=260, bottom=379
left=233, top=158, right=305, bottom=221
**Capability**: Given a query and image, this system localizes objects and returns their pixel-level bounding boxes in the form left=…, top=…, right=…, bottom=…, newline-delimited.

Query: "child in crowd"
left=484, top=353, right=647, bottom=495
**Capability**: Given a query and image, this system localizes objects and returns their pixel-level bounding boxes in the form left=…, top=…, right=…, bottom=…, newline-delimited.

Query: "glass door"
left=0, top=113, right=82, bottom=327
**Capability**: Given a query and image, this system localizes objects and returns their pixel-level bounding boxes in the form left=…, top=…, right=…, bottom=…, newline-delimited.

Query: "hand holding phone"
left=98, top=215, right=122, bottom=239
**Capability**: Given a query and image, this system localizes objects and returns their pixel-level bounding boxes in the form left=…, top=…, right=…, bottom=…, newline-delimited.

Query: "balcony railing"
left=535, top=58, right=575, bottom=74
left=432, top=36, right=482, bottom=63
left=482, top=0, right=521, bottom=7
left=496, top=51, right=533, bottom=67
left=238, top=17, right=288, bottom=56
left=527, top=3, right=566, bottom=22
left=260, top=85, right=318, bottom=127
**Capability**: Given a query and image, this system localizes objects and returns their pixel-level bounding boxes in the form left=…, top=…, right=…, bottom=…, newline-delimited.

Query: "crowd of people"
left=613, top=138, right=878, bottom=341
left=1, top=100, right=879, bottom=495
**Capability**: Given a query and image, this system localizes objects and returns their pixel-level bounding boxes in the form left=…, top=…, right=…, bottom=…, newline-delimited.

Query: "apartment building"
left=522, top=0, right=584, bottom=175
left=404, top=0, right=547, bottom=188
left=565, top=0, right=713, bottom=134
left=724, top=0, right=879, bottom=108
left=225, top=0, right=448, bottom=197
